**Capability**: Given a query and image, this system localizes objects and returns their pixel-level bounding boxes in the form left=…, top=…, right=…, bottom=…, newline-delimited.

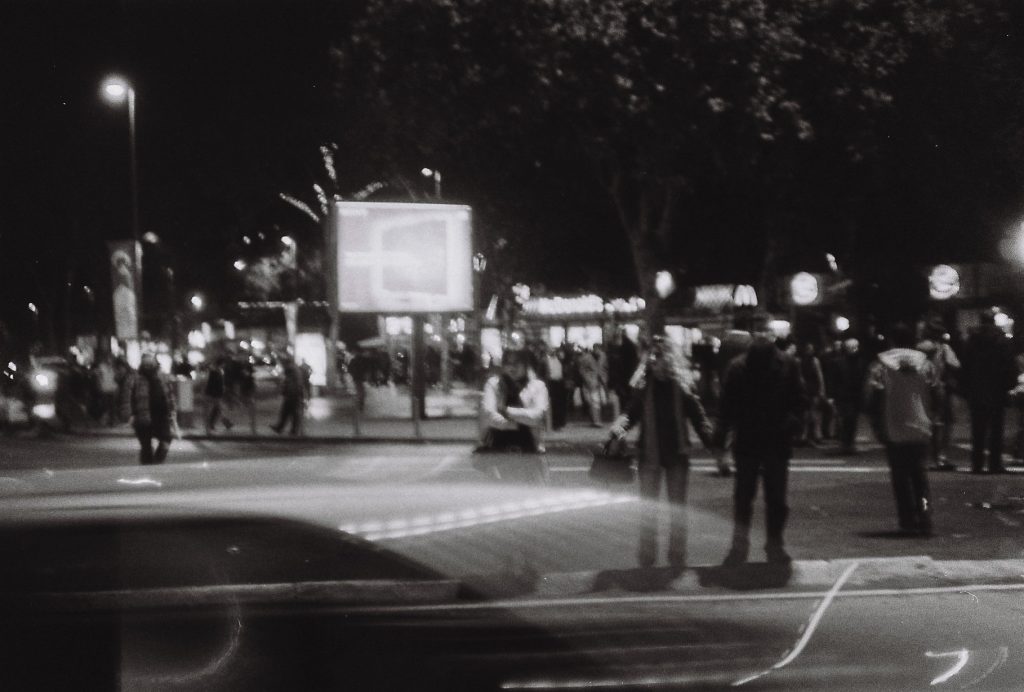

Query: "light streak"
left=733, top=561, right=860, bottom=686
left=925, top=649, right=969, bottom=685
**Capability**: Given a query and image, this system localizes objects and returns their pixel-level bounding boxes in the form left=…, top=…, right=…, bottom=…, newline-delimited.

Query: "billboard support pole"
left=325, top=203, right=340, bottom=393
left=412, top=314, right=427, bottom=422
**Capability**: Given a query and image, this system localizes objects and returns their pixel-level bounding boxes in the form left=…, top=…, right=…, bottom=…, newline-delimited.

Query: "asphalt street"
left=4, top=434, right=1024, bottom=570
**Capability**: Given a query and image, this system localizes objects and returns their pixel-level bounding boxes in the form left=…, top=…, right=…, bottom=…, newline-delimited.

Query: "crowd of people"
left=477, top=312, right=1024, bottom=572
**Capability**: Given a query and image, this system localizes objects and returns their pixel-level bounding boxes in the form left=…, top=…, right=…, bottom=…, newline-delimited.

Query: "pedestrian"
left=820, top=340, right=842, bottom=440
left=714, top=334, right=808, bottom=566
left=204, top=357, right=233, bottom=433
left=797, top=343, right=826, bottom=446
left=833, top=338, right=866, bottom=454
left=545, top=346, right=567, bottom=430
left=608, top=329, right=640, bottom=413
left=478, top=349, right=550, bottom=482
left=121, top=354, right=177, bottom=465
left=865, top=324, right=941, bottom=535
left=961, top=311, right=1016, bottom=474
left=93, top=356, right=119, bottom=427
left=270, top=355, right=305, bottom=436
left=609, top=335, right=724, bottom=572
left=348, top=346, right=371, bottom=413
left=577, top=346, right=603, bottom=427
left=916, top=329, right=961, bottom=471
left=238, top=357, right=257, bottom=434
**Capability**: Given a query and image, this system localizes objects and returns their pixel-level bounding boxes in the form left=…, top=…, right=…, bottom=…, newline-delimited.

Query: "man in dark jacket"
left=962, top=312, right=1016, bottom=473
left=271, top=356, right=305, bottom=436
left=714, top=335, right=808, bottom=565
left=121, top=354, right=177, bottom=465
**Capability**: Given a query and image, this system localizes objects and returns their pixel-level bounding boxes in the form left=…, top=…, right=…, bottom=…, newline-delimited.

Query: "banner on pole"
left=108, top=240, right=142, bottom=339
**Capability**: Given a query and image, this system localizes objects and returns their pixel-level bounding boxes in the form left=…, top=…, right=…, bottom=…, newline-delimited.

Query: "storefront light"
left=928, top=265, right=960, bottom=301
left=790, top=273, right=819, bottom=306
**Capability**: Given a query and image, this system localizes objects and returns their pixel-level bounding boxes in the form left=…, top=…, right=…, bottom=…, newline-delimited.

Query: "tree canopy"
left=333, top=0, right=1021, bottom=315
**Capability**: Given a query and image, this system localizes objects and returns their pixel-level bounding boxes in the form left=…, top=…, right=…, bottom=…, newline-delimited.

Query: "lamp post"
left=420, top=167, right=442, bottom=199
left=101, top=76, right=139, bottom=246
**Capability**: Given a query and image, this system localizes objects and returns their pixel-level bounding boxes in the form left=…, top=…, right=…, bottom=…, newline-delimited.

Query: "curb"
left=525, top=556, right=1024, bottom=600
left=15, top=558, right=1024, bottom=613
left=58, top=430, right=605, bottom=451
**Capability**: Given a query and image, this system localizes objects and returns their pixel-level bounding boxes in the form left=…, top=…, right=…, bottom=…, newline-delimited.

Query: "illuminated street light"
left=280, top=235, right=295, bottom=247
left=189, top=294, right=204, bottom=311
left=100, top=76, right=139, bottom=245
left=233, top=259, right=247, bottom=271
left=655, top=270, right=675, bottom=299
left=835, top=316, right=851, bottom=332
left=27, top=302, right=38, bottom=315
left=420, top=167, right=442, bottom=198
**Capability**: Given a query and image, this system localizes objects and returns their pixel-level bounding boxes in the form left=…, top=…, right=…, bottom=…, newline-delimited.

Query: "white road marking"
left=732, top=561, right=860, bottom=686
left=962, top=646, right=1008, bottom=689
left=925, top=649, right=970, bottom=685
left=353, top=580, right=1024, bottom=614
left=549, top=465, right=886, bottom=473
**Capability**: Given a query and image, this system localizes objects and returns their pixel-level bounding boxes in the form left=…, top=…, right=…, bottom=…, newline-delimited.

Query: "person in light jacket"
left=610, top=335, right=724, bottom=572
left=865, top=324, right=942, bottom=535
left=478, top=349, right=550, bottom=482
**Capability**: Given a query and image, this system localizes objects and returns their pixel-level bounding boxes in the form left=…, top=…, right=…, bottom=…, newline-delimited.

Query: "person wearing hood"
left=962, top=312, right=1016, bottom=474
left=609, top=335, right=724, bottom=572
left=714, top=334, right=808, bottom=566
left=120, top=353, right=178, bottom=465
left=865, top=324, right=941, bottom=535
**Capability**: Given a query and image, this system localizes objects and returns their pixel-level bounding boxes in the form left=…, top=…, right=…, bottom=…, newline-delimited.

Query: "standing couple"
left=609, top=334, right=807, bottom=571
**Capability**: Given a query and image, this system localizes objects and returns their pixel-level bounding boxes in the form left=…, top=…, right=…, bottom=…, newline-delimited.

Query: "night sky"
left=3, top=1, right=1024, bottom=353
left=2, top=0, right=355, bottom=347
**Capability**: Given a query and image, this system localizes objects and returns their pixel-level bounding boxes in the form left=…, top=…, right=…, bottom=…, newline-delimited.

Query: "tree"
left=333, top=0, right=1009, bottom=323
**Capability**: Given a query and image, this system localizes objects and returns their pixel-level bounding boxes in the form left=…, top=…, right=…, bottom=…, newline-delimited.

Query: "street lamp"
left=189, top=294, right=204, bottom=311
left=101, top=76, right=139, bottom=245
left=233, top=259, right=247, bottom=271
left=420, top=167, right=442, bottom=198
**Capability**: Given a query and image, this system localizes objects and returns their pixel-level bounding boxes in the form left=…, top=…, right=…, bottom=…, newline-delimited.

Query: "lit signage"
left=733, top=284, right=758, bottom=307
left=693, top=284, right=758, bottom=311
left=335, top=202, right=473, bottom=313
left=790, top=272, right=819, bottom=306
left=928, top=264, right=960, bottom=301
left=523, top=294, right=645, bottom=318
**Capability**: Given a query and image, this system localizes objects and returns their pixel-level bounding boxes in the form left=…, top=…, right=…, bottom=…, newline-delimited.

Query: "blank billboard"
left=335, top=202, right=473, bottom=313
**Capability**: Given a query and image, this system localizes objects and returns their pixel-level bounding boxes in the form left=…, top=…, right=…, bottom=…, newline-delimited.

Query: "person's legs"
left=970, top=407, right=988, bottom=472
left=287, top=397, right=302, bottom=435
left=154, top=439, right=170, bottom=463
left=990, top=406, right=1006, bottom=471
left=135, top=426, right=154, bottom=465
left=271, top=397, right=289, bottom=433
left=551, top=383, right=567, bottom=429
left=205, top=397, right=219, bottom=432
left=355, top=380, right=366, bottom=412
left=583, top=386, right=601, bottom=425
left=726, top=456, right=759, bottom=564
left=665, top=462, right=690, bottom=570
left=762, top=456, right=790, bottom=559
left=904, top=444, right=932, bottom=533
left=887, top=445, right=915, bottom=529
left=637, top=463, right=662, bottom=568
left=839, top=402, right=859, bottom=451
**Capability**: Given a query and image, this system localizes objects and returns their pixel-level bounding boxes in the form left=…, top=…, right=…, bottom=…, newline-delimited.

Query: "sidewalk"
left=64, top=385, right=999, bottom=456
